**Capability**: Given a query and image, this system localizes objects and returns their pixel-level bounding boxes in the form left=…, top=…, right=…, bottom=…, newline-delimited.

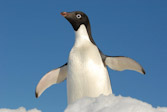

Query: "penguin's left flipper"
left=105, top=56, right=145, bottom=75
left=35, top=63, right=67, bottom=98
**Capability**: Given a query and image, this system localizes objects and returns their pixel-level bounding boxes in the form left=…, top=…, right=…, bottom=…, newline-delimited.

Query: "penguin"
left=35, top=11, right=145, bottom=105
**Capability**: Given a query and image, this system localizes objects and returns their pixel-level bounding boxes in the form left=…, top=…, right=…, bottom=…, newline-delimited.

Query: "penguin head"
left=61, top=11, right=90, bottom=31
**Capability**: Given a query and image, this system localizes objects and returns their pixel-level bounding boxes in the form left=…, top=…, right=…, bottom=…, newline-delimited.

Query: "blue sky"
left=0, top=0, right=167, bottom=112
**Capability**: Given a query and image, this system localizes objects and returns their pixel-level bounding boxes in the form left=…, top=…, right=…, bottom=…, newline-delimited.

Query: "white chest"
left=68, top=41, right=105, bottom=78
left=67, top=25, right=112, bottom=104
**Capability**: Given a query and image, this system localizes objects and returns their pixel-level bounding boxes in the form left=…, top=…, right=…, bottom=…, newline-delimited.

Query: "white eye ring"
left=76, top=14, right=82, bottom=19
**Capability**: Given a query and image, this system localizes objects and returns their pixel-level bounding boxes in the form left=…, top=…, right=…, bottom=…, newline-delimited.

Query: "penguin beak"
left=61, top=12, right=74, bottom=23
left=61, top=12, right=68, bottom=17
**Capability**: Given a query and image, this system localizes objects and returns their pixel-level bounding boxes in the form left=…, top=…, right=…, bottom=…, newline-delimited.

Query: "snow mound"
left=65, top=94, right=167, bottom=112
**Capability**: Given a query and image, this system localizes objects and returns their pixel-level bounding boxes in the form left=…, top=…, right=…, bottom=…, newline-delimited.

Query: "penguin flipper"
left=105, top=56, right=145, bottom=74
left=35, top=63, right=67, bottom=98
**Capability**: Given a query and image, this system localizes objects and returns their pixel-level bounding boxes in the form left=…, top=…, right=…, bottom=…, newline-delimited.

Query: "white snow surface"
left=0, top=107, right=41, bottom=112
left=65, top=94, right=167, bottom=112
left=0, top=95, right=166, bottom=112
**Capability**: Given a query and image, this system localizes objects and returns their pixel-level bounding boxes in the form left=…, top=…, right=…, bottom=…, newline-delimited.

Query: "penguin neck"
left=74, top=24, right=96, bottom=47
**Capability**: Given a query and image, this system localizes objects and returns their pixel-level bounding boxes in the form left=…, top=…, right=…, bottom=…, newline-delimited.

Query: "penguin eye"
left=76, top=14, right=82, bottom=19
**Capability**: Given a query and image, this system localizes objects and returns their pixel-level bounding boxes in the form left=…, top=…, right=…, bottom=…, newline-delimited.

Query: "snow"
left=65, top=94, right=167, bottom=112
left=0, top=107, right=41, bottom=112
left=1, top=94, right=166, bottom=112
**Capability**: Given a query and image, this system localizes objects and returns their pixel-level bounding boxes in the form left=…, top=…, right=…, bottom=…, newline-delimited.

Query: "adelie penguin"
left=35, top=11, right=145, bottom=104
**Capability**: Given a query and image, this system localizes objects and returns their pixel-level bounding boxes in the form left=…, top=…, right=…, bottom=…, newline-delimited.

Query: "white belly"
left=67, top=42, right=112, bottom=104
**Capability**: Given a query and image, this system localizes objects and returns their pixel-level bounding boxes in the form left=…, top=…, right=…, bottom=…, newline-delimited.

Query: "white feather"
left=36, top=64, right=67, bottom=98
left=105, top=56, right=145, bottom=74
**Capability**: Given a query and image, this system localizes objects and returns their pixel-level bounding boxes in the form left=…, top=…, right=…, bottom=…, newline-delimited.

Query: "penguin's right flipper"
left=35, top=63, right=67, bottom=98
